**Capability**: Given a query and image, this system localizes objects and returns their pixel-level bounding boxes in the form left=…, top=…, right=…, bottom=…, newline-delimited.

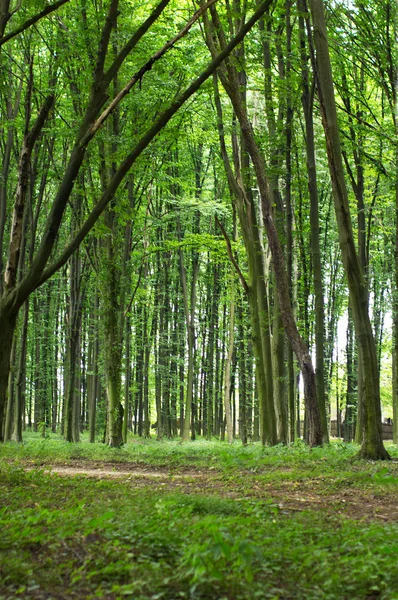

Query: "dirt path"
left=42, top=466, right=187, bottom=478
left=23, top=462, right=398, bottom=523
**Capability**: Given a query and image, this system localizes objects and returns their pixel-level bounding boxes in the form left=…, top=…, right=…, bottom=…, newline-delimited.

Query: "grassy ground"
left=1, top=434, right=398, bottom=599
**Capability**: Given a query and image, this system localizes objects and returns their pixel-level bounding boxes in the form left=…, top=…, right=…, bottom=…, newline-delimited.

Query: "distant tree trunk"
left=224, top=287, right=235, bottom=444
left=344, top=308, right=356, bottom=442
left=237, top=298, right=248, bottom=446
left=180, top=212, right=199, bottom=442
left=152, top=262, right=161, bottom=439
left=65, top=248, right=85, bottom=442
left=142, top=304, right=151, bottom=439
left=33, top=295, right=44, bottom=431
left=206, top=265, right=219, bottom=439
left=52, top=296, right=59, bottom=434
left=13, top=300, right=29, bottom=441
left=88, top=293, right=99, bottom=443
left=123, top=316, right=131, bottom=444
left=72, top=321, right=81, bottom=443
left=216, top=301, right=225, bottom=437
left=170, top=279, right=180, bottom=437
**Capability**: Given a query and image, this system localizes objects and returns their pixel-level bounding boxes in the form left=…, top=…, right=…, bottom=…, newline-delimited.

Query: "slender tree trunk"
left=72, top=325, right=81, bottom=443
left=88, top=294, right=99, bottom=443
left=260, top=11, right=288, bottom=443
left=123, top=316, right=131, bottom=444
left=180, top=215, right=199, bottom=442
left=344, top=308, right=356, bottom=442
left=224, top=290, right=235, bottom=444
left=298, top=3, right=328, bottom=441
left=212, top=73, right=277, bottom=445
left=13, top=300, right=29, bottom=442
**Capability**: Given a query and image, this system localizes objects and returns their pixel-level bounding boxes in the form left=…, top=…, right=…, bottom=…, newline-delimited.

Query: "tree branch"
left=104, top=0, right=171, bottom=84
left=215, top=216, right=249, bottom=295
left=0, top=0, right=69, bottom=47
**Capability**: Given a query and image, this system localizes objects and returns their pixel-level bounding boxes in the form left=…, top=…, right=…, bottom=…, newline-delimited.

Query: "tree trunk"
left=224, top=292, right=235, bottom=444
left=392, top=142, right=398, bottom=445
left=212, top=72, right=277, bottom=445
left=298, top=2, right=328, bottom=442
left=13, top=300, right=29, bottom=442
left=308, top=0, right=388, bottom=459
left=217, top=62, right=323, bottom=446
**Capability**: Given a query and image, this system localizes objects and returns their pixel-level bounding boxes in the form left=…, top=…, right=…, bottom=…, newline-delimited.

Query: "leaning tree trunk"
left=298, top=0, right=328, bottom=442
left=213, top=73, right=277, bottom=445
left=308, top=0, right=389, bottom=459
left=221, top=72, right=323, bottom=447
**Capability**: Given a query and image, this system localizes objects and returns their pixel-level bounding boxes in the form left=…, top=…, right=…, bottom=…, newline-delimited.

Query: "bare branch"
left=215, top=216, right=249, bottom=295
left=123, top=265, right=144, bottom=318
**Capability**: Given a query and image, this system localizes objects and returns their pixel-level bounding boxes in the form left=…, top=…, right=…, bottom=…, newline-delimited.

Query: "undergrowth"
left=1, top=436, right=398, bottom=599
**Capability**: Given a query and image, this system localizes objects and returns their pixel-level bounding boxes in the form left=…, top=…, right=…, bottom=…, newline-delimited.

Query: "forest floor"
left=1, top=435, right=398, bottom=600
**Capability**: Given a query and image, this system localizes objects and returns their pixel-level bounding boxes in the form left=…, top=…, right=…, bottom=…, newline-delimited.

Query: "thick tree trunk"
left=0, top=306, right=17, bottom=442
left=309, top=0, right=388, bottom=459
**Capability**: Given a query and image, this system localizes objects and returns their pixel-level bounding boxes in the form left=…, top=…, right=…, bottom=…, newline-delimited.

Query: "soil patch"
left=20, top=462, right=398, bottom=523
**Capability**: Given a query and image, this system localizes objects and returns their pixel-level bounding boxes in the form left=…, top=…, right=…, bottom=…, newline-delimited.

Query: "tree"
left=308, top=0, right=389, bottom=459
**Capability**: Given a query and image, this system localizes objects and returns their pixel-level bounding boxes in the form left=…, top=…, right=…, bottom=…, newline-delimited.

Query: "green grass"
left=1, top=435, right=398, bottom=599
